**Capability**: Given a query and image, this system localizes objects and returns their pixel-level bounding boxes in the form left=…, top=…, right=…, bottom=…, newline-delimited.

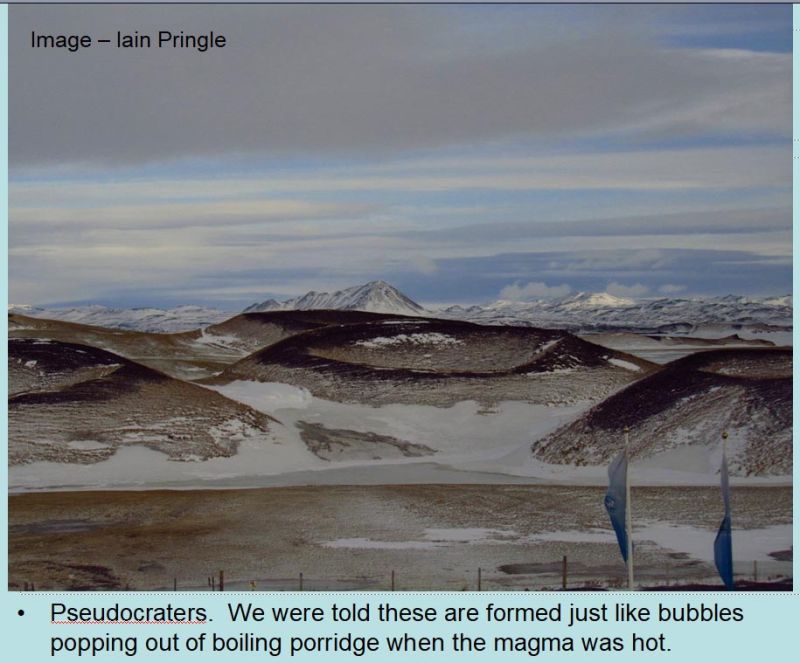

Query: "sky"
left=9, top=4, right=792, bottom=309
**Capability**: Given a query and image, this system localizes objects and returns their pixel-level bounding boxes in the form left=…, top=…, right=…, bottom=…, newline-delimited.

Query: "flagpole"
left=724, top=429, right=731, bottom=589
left=624, top=426, right=634, bottom=590
left=716, top=429, right=734, bottom=590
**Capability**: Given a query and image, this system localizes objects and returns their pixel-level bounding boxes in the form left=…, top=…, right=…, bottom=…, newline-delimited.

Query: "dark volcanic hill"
left=532, top=348, right=791, bottom=476
left=212, top=318, right=657, bottom=406
left=202, top=309, right=417, bottom=354
left=9, top=310, right=417, bottom=381
left=9, top=338, right=273, bottom=466
left=9, top=313, right=243, bottom=380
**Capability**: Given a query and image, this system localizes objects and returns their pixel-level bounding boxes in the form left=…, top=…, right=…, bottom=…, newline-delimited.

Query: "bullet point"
left=18, top=609, right=24, bottom=616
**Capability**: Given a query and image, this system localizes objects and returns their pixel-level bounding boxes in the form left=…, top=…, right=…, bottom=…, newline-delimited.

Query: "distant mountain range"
left=9, top=281, right=792, bottom=333
left=437, top=292, right=793, bottom=332
left=8, top=303, right=231, bottom=333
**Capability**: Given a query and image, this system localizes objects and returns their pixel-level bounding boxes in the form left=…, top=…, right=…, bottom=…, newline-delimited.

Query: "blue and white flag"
left=714, top=451, right=734, bottom=590
left=604, top=451, right=628, bottom=562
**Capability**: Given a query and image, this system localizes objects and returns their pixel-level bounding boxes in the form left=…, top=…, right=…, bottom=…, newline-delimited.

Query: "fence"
left=16, top=558, right=792, bottom=592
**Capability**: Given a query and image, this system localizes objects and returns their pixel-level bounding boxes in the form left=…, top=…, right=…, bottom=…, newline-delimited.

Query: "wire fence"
left=16, top=558, right=792, bottom=592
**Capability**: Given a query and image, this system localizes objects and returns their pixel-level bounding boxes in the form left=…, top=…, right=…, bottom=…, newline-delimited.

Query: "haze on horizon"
left=9, top=4, right=792, bottom=309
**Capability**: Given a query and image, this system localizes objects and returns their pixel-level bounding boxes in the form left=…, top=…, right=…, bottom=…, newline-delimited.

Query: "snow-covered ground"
left=9, top=381, right=582, bottom=491
left=9, top=380, right=790, bottom=492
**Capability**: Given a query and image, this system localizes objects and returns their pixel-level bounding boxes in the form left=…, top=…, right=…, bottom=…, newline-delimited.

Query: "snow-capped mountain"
left=244, top=280, right=426, bottom=317
left=7, top=304, right=230, bottom=333
left=556, top=292, right=635, bottom=310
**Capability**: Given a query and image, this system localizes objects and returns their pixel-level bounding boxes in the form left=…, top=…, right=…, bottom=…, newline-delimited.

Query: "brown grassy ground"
left=9, top=484, right=791, bottom=591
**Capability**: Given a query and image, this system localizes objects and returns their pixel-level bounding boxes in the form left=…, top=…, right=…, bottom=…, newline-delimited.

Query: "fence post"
left=477, top=567, right=482, bottom=592
left=562, top=556, right=567, bottom=590
left=219, top=570, right=224, bottom=592
left=173, top=578, right=177, bottom=591
left=391, top=570, right=395, bottom=591
left=299, top=572, right=304, bottom=591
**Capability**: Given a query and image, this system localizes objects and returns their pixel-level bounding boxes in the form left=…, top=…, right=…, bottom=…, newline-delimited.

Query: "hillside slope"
left=531, top=348, right=791, bottom=476
left=9, top=338, right=274, bottom=466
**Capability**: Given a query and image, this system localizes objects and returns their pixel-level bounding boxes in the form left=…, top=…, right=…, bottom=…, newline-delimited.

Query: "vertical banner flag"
left=714, top=448, right=734, bottom=590
left=604, top=451, right=628, bottom=562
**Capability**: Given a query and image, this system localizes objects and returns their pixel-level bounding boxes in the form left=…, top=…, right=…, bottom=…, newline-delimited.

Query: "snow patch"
left=321, top=523, right=792, bottom=562
left=322, top=528, right=520, bottom=550
left=322, top=538, right=437, bottom=550
left=66, top=440, right=112, bottom=451
left=354, top=333, right=463, bottom=349
left=425, top=527, right=518, bottom=543
left=214, top=381, right=314, bottom=410
left=607, top=358, right=641, bottom=372
left=635, top=522, right=791, bottom=563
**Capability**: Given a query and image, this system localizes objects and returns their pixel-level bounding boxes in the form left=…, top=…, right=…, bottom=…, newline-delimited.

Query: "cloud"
left=658, top=283, right=687, bottom=294
left=11, top=145, right=791, bottom=197
left=499, top=281, right=572, bottom=301
left=10, top=200, right=377, bottom=231
left=9, top=5, right=789, bottom=167
left=7, top=5, right=791, bottom=307
left=414, top=206, right=791, bottom=248
left=10, top=245, right=790, bottom=308
left=408, top=255, right=438, bottom=276
left=605, top=282, right=650, bottom=297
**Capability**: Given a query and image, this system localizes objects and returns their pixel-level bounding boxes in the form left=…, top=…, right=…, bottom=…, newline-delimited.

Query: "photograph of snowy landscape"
left=8, top=4, right=792, bottom=590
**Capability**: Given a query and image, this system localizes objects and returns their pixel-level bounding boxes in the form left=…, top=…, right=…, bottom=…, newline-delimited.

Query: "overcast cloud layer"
left=9, top=4, right=791, bottom=307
